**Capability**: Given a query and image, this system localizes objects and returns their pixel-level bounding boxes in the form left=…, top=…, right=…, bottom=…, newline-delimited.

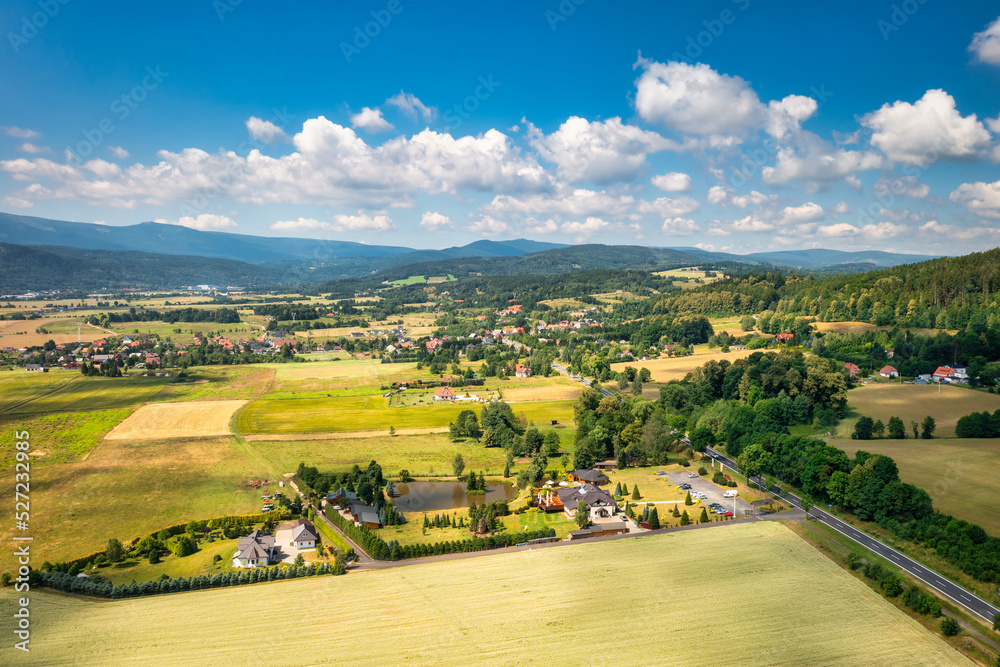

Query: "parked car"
left=688, top=473, right=698, bottom=478
left=723, top=490, right=738, bottom=498
left=721, top=510, right=733, bottom=517
left=679, top=483, right=692, bottom=490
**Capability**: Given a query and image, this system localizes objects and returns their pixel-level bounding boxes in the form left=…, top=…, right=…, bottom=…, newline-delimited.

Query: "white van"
left=723, top=490, right=738, bottom=498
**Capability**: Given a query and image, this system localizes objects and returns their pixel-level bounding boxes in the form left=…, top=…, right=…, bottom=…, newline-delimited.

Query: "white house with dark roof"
left=233, top=530, right=276, bottom=568
left=556, top=484, right=618, bottom=521
left=292, top=521, right=318, bottom=549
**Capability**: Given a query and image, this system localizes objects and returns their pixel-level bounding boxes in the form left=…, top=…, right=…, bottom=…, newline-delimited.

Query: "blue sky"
left=2, top=0, right=1000, bottom=254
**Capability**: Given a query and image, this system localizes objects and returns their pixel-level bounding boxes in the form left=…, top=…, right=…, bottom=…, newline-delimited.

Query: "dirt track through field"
left=105, top=400, right=247, bottom=440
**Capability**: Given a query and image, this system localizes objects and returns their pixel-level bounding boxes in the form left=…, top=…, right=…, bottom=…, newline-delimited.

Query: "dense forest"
left=650, top=249, right=1000, bottom=330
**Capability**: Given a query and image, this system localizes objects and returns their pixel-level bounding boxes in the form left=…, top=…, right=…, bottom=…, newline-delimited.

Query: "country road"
left=551, top=362, right=613, bottom=397
left=707, top=447, right=1000, bottom=625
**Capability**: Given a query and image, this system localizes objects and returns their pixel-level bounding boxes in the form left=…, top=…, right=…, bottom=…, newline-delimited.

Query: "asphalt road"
left=706, top=447, right=1000, bottom=625
left=551, top=362, right=613, bottom=397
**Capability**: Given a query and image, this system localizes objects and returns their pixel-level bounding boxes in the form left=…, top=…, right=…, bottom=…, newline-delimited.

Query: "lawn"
left=381, top=506, right=576, bottom=546
left=99, top=536, right=243, bottom=586
left=0, top=408, right=131, bottom=467
left=827, top=437, right=1000, bottom=535
left=610, top=348, right=756, bottom=383
left=836, top=383, right=1000, bottom=438
left=236, top=395, right=577, bottom=434
left=599, top=465, right=693, bottom=503
left=247, top=433, right=510, bottom=477
left=0, top=436, right=276, bottom=571
left=106, top=320, right=260, bottom=343
left=0, top=522, right=969, bottom=666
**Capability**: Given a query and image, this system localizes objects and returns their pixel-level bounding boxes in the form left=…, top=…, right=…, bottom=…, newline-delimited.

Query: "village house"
left=514, top=364, right=532, bottom=378
left=556, top=484, right=618, bottom=521
left=434, top=386, right=456, bottom=401
left=232, top=530, right=276, bottom=568
left=290, top=520, right=318, bottom=549
left=25, top=364, right=44, bottom=372
left=775, top=333, right=794, bottom=343
left=843, top=362, right=861, bottom=376
left=879, top=365, right=899, bottom=378
left=345, top=500, right=381, bottom=529
left=324, top=488, right=358, bottom=507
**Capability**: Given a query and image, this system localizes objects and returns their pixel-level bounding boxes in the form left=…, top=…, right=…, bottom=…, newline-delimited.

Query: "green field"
left=0, top=436, right=275, bottom=570
left=0, top=370, right=78, bottom=413
left=828, top=437, right=1000, bottom=535
left=837, top=384, right=1000, bottom=438
left=247, top=433, right=510, bottom=477
left=0, top=408, right=131, bottom=467
left=236, top=396, right=577, bottom=434
left=0, top=522, right=969, bottom=665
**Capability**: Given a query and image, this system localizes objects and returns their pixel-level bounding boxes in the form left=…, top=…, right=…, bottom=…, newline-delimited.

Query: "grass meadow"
left=828, top=437, right=1000, bottom=535
left=0, top=408, right=130, bottom=467
left=236, top=395, right=577, bottom=434
left=0, top=522, right=969, bottom=666
left=0, top=436, right=276, bottom=570
left=836, top=383, right=1000, bottom=438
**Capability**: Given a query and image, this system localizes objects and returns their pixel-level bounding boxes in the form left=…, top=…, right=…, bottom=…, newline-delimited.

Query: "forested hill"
left=0, top=243, right=287, bottom=291
left=649, top=247, right=1000, bottom=330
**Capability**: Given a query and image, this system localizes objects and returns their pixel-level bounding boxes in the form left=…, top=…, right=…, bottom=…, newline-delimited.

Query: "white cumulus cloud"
left=350, top=107, right=394, bottom=133
left=158, top=214, right=237, bottom=231
left=386, top=91, right=436, bottom=121
left=860, top=89, right=991, bottom=166
left=108, top=146, right=130, bottom=159
left=651, top=172, right=692, bottom=192
left=661, top=217, right=699, bottom=235
left=949, top=179, right=1000, bottom=219
left=419, top=211, right=453, bottom=232
left=246, top=116, right=289, bottom=144
left=970, top=16, right=1000, bottom=66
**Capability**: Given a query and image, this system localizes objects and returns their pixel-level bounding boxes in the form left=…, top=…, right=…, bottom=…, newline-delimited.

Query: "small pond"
left=392, top=481, right=517, bottom=511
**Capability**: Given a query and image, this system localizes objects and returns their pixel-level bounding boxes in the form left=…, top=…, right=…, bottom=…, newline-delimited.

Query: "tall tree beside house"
left=105, top=538, right=125, bottom=564
left=614, top=482, right=622, bottom=497
left=294, top=554, right=305, bottom=568
left=921, top=416, right=936, bottom=439
left=621, top=483, right=629, bottom=496
left=574, top=500, right=590, bottom=529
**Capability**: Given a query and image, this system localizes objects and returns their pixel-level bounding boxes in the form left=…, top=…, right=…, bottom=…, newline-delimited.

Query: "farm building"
left=24, top=364, right=44, bottom=372
left=324, top=488, right=358, bottom=506
left=593, top=460, right=618, bottom=471
left=557, top=484, right=618, bottom=521
left=568, top=522, right=628, bottom=539
left=346, top=500, right=382, bottom=529
left=291, top=520, right=318, bottom=549
left=843, top=363, right=860, bottom=376
left=571, top=469, right=610, bottom=486
left=775, top=333, right=794, bottom=343
left=879, top=365, right=899, bottom=378
left=232, top=530, right=276, bottom=568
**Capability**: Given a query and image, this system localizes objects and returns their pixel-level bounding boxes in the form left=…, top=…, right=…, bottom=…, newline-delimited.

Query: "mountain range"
left=0, top=211, right=939, bottom=291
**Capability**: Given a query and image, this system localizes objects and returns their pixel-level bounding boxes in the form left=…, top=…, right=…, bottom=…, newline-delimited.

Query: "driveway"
left=666, top=472, right=752, bottom=517
left=272, top=526, right=316, bottom=564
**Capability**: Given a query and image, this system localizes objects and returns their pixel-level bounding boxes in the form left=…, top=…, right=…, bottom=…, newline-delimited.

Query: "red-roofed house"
left=932, top=366, right=955, bottom=382
left=879, top=365, right=898, bottom=378
left=775, top=333, right=794, bottom=343
left=514, top=364, right=532, bottom=378
left=843, top=362, right=861, bottom=376
left=434, top=386, right=456, bottom=401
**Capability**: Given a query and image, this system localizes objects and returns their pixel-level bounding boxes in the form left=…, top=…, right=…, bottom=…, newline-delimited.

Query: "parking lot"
left=666, top=472, right=753, bottom=517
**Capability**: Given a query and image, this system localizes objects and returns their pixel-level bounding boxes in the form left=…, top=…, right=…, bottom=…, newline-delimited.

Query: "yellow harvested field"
left=611, top=348, right=756, bottom=382
left=837, top=384, right=1000, bottom=438
left=105, top=400, right=246, bottom=440
left=813, top=321, right=958, bottom=336
left=266, top=359, right=417, bottom=382
left=0, top=522, right=969, bottom=665
left=0, top=317, right=113, bottom=348
left=501, top=385, right=582, bottom=402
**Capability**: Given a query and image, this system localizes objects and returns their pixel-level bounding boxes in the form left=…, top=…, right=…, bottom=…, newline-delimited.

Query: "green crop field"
left=0, top=522, right=969, bottom=665
left=236, top=396, right=577, bottom=434
left=0, top=408, right=131, bottom=467
left=0, top=436, right=276, bottom=571
left=0, top=370, right=78, bottom=413
left=837, top=384, right=1000, bottom=438
left=247, top=432, right=510, bottom=477
left=2, top=375, right=171, bottom=414
left=828, top=437, right=1000, bottom=535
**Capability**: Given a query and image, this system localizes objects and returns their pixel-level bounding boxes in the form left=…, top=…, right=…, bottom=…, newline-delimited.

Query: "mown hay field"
left=0, top=369, right=77, bottom=413
left=610, top=348, right=756, bottom=383
left=837, top=384, right=1000, bottom=438
left=236, top=395, right=576, bottom=434
left=265, top=358, right=418, bottom=382
left=0, top=316, right=105, bottom=347
left=0, top=408, right=130, bottom=466
left=828, top=437, right=1000, bottom=535
left=105, top=400, right=246, bottom=440
left=0, top=522, right=969, bottom=666
left=1, top=374, right=169, bottom=414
